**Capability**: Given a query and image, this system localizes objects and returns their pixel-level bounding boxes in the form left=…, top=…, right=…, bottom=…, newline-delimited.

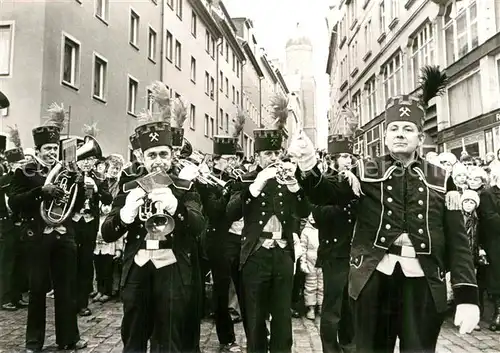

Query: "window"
left=444, top=0, right=478, bottom=66
left=236, top=90, right=240, bottom=106
left=236, top=61, right=240, bottom=78
left=219, top=71, right=223, bottom=91
left=225, top=77, right=229, bottom=96
left=167, top=0, right=173, bottom=8
left=232, top=85, right=235, bottom=103
left=174, top=40, right=181, bottom=69
left=95, top=0, right=109, bottom=21
left=127, top=76, right=138, bottom=115
left=365, top=77, right=376, bottom=124
left=410, top=22, right=434, bottom=90
left=388, top=0, right=398, bottom=21
left=175, top=0, right=182, bottom=19
left=382, top=52, right=403, bottom=103
left=93, top=54, right=107, bottom=101
left=340, top=56, right=347, bottom=83
left=0, top=24, right=13, bottom=76
left=448, top=71, right=482, bottom=125
left=146, top=89, right=153, bottom=112
left=220, top=38, right=224, bottom=55
left=191, top=10, right=197, bottom=37
left=485, top=129, right=494, bottom=154
left=379, top=1, right=386, bottom=34
left=352, top=91, right=362, bottom=129
left=204, top=114, right=209, bottom=137
left=225, top=113, right=229, bottom=132
left=62, top=34, right=80, bottom=87
left=210, top=116, right=215, bottom=138
left=166, top=31, right=173, bottom=61
left=205, top=30, right=210, bottom=53
left=210, top=77, right=215, bottom=100
left=205, top=71, right=210, bottom=95
left=350, top=41, right=358, bottom=72
left=129, top=9, right=139, bottom=47
left=219, top=108, right=224, bottom=129
left=364, top=20, right=372, bottom=55
left=148, top=27, right=157, bottom=61
left=211, top=37, right=216, bottom=58
left=190, top=56, right=196, bottom=82
left=366, top=125, right=381, bottom=157
left=348, top=0, right=357, bottom=27
left=226, top=43, right=229, bottom=62
left=189, top=104, right=195, bottom=129
left=232, top=53, right=236, bottom=71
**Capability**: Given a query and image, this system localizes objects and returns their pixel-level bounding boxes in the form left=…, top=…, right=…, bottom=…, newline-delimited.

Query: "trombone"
left=177, top=159, right=227, bottom=187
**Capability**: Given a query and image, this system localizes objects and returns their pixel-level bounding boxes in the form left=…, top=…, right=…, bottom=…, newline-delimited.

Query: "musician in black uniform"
left=101, top=120, right=205, bottom=353
left=9, top=122, right=88, bottom=352
left=227, top=127, right=310, bottom=353
left=291, top=95, right=480, bottom=353
left=312, top=135, right=356, bottom=353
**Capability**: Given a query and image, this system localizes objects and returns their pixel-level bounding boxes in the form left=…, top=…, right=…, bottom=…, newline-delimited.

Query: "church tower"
left=285, top=23, right=317, bottom=146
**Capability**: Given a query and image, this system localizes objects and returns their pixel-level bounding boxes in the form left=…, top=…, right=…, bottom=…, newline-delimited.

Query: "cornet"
left=265, top=161, right=298, bottom=185
left=177, top=159, right=227, bottom=187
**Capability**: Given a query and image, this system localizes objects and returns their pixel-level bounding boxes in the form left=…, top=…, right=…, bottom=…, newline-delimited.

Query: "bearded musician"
left=9, top=108, right=88, bottom=352
left=227, top=126, right=310, bottom=353
left=101, top=119, right=205, bottom=353
left=312, top=135, right=355, bottom=353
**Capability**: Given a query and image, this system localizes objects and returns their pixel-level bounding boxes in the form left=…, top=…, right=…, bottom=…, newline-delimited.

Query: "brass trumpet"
left=265, top=160, right=298, bottom=185
left=177, top=159, right=227, bottom=187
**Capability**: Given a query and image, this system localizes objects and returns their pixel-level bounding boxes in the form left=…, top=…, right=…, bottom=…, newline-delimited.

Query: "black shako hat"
left=5, top=148, right=24, bottom=163
left=171, top=127, right=184, bottom=147
left=385, top=95, right=424, bottom=129
left=135, top=121, right=172, bottom=152
left=129, top=133, right=141, bottom=151
left=328, top=135, right=353, bottom=155
left=32, top=126, right=61, bottom=148
left=213, top=135, right=237, bottom=156
left=254, top=129, right=283, bottom=152
left=0, top=135, right=6, bottom=152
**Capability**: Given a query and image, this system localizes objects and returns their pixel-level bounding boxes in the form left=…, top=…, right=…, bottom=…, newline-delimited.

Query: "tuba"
left=40, top=135, right=102, bottom=227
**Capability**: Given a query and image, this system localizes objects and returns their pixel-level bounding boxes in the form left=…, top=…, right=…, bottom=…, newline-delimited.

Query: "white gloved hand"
left=120, top=187, right=146, bottom=224
left=300, top=261, right=310, bottom=274
left=149, top=187, right=178, bottom=215
left=288, top=131, right=317, bottom=171
left=84, top=175, right=98, bottom=192
left=178, top=164, right=200, bottom=181
left=249, top=166, right=278, bottom=197
left=479, top=249, right=486, bottom=257
left=454, top=303, right=480, bottom=334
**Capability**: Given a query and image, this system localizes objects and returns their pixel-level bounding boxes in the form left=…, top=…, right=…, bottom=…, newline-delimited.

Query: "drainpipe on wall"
left=216, top=39, right=222, bottom=135
left=160, top=0, right=165, bottom=81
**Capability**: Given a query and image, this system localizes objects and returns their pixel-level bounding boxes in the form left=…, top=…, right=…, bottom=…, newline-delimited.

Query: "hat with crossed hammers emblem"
left=385, top=95, right=424, bottom=130
left=328, top=134, right=354, bottom=155
left=135, top=122, right=172, bottom=152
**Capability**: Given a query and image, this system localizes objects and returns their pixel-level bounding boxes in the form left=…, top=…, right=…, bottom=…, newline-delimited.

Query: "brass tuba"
left=40, top=135, right=102, bottom=227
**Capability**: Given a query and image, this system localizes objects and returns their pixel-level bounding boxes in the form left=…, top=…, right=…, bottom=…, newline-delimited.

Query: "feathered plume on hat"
left=270, top=94, right=289, bottom=130
left=172, top=98, right=188, bottom=128
left=136, top=109, right=155, bottom=124
left=7, top=125, right=22, bottom=148
left=43, top=102, right=68, bottom=130
left=148, top=81, right=172, bottom=123
left=417, top=65, right=448, bottom=110
left=233, top=108, right=247, bottom=138
left=83, top=122, right=99, bottom=138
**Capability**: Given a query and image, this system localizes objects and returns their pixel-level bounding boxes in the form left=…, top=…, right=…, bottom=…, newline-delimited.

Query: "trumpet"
left=177, top=159, right=227, bottom=187
left=265, top=160, right=298, bottom=185
left=225, top=165, right=245, bottom=179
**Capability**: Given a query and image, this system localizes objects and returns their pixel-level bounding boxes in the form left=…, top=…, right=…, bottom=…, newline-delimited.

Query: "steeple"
left=285, top=22, right=312, bottom=48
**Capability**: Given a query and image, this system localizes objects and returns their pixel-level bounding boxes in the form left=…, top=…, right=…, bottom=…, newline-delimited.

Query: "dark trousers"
left=121, top=261, right=191, bottom=353
left=26, top=231, right=80, bottom=350
left=75, top=219, right=97, bottom=310
left=94, top=254, right=114, bottom=295
left=354, top=263, right=444, bottom=353
left=320, top=258, right=354, bottom=353
left=242, top=246, right=294, bottom=353
left=0, top=221, right=24, bottom=304
left=208, top=232, right=243, bottom=345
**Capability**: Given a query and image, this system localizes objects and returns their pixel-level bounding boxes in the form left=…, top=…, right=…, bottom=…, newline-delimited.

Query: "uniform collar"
left=387, top=152, right=423, bottom=169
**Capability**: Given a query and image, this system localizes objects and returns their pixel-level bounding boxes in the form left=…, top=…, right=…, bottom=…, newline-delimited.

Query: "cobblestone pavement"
left=0, top=299, right=500, bottom=352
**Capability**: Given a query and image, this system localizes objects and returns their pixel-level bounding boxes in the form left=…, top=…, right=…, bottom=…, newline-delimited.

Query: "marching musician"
left=72, top=125, right=113, bottom=317
left=312, top=135, right=355, bottom=353
left=0, top=128, right=30, bottom=312
left=101, top=119, right=205, bottom=353
left=290, top=95, right=480, bottom=353
left=8, top=107, right=88, bottom=352
left=227, top=125, right=310, bottom=353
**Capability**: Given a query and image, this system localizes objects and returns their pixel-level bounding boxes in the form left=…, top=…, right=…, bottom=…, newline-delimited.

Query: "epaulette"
left=238, top=169, right=259, bottom=183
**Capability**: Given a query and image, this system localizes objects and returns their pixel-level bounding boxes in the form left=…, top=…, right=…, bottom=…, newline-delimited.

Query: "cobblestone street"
left=0, top=300, right=499, bottom=352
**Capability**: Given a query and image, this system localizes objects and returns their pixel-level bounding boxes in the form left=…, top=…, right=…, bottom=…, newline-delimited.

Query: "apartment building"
left=327, top=0, right=500, bottom=158
left=0, top=0, right=161, bottom=157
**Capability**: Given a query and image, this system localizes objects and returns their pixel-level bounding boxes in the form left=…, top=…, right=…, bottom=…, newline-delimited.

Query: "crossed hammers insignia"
left=149, top=132, right=159, bottom=142
left=399, top=107, right=411, bottom=117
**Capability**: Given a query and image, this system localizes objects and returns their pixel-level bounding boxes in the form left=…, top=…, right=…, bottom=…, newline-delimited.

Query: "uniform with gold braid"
left=101, top=81, right=205, bottom=353
left=8, top=103, right=88, bottom=351
left=293, top=94, right=479, bottom=352
left=226, top=94, right=310, bottom=353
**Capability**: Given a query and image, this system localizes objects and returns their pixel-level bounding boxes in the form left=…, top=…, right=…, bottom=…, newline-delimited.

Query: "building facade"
left=326, top=0, right=500, bottom=159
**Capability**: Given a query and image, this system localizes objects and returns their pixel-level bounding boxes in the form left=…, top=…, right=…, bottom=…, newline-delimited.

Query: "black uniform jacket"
left=8, top=160, right=86, bottom=237
left=227, top=167, right=311, bottom=269
left=80, top=172, right=113, bottom=219
left=298, top=154, right=478, bottom=312
left=0, top=172, right=13, bottom=220
left=101, top=164, right=205, bottom=288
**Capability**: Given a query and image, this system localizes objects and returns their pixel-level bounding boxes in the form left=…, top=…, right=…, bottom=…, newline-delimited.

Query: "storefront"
left=436, top=108, right=500, bottom=159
